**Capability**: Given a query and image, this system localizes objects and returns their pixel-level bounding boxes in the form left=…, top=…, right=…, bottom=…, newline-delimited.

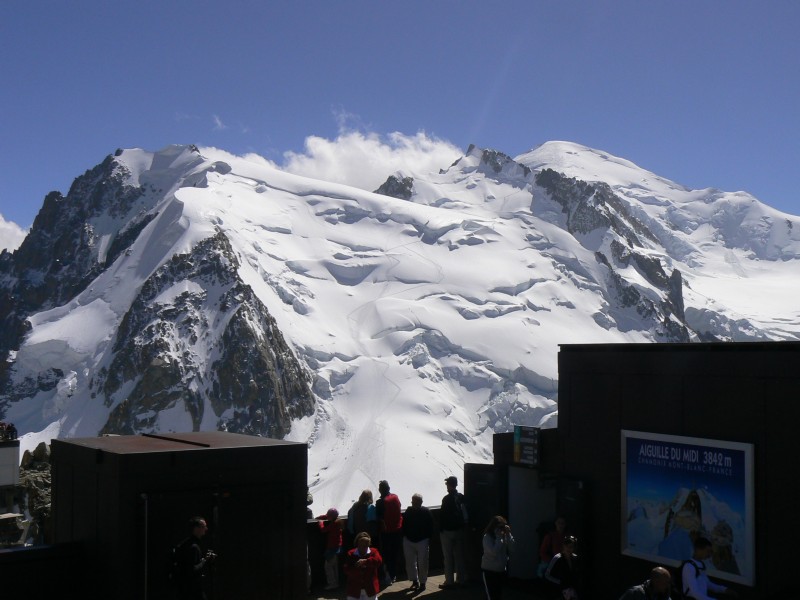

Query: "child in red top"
left=343, top=532, right=383, bottom=600
left=317, top=508, right=343, bottom=590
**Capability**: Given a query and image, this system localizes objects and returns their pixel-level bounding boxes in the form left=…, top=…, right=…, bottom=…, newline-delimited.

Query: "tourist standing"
left=343, top=532, right=383, bottom=600
left=375, top=480, right=403, bottom=586
left=316, top=508, right=343, bottom=590
left=439, top=475, right=468, bottom=589
left=481, top=515, right=515, bottom=600
left=175, top=516, right=216, bottom=600
left=402, top=493, right=434, bottom=592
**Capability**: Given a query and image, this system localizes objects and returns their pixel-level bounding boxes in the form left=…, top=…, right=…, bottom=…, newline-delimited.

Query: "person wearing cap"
left=316, top=507, right=343, bottom=590
left=439, top=475, right=468, bottom=589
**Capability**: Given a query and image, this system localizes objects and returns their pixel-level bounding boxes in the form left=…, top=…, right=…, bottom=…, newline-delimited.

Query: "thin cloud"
left=212, top=115, right=228, bottom=131
left=332, top=106, right=370, bottom=135
left=0, top=214, right=28, bottom=252
left=174, top=111, right=200, bottom=122
left=281, top=130, right=462, bottom=193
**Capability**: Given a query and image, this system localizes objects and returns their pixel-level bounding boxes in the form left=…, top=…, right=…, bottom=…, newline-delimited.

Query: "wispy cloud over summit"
left=281, top=129, right=462, bottom=193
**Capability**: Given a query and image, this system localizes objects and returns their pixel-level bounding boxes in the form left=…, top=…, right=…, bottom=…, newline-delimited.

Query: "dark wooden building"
left=51, top=431, right=308, bottom=599
left=556, top=342, right=800, bottom=599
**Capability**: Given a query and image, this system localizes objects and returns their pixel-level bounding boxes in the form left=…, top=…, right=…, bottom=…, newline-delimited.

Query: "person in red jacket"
left=316, top=508, right=343, bottom=590
left=343, top=532, right=383, bottom=600
left=375, top=479, right=403, bottom=585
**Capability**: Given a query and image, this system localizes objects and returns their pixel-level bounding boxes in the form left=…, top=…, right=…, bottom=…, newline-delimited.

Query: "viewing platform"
left=311, top=568, right=548, bottom=599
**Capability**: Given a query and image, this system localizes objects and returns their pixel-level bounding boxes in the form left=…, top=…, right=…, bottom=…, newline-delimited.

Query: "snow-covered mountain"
left=1, top=141, right=798, bottom=512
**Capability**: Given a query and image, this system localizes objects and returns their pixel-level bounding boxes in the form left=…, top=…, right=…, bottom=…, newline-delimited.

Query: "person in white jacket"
left=481, top=515, right=515, bottom=600
left=682, top=537, right=737, bottom=600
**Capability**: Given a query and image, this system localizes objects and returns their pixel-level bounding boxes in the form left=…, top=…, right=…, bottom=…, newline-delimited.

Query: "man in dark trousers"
left=402, top=493, right=435, bottom=592
left=176, top=516, right=216, bottom=600
left=375, top=480, right=403, bottom=586
left=439, top=475, right=467, bottom=589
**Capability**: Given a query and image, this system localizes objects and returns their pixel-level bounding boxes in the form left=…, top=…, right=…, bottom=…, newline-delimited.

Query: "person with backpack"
left=347, top=489, right=378, bottom=548
left=680, top=537, right=737, bottom=600
left=375, top=480, right=403, bottom=586
left=618, top=566, right=673, bottom=600
left=174, top=516, right=216, bottom=600
left=439, top=475, right=468, bottom=589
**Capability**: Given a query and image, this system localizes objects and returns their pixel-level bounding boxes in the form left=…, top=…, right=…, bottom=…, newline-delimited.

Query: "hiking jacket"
left=376, top=493, right=403, bottom=533
left=402, top=505, right=434, bottom=542
left=343, top=546, right=383, bottom=597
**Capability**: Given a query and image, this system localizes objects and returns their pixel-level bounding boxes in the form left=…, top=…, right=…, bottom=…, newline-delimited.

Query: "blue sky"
left=2, top=0, right=799, bottom=237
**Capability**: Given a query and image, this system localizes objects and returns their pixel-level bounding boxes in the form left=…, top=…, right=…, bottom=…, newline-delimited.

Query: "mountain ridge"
left=1, top=141, right=798, bottom=511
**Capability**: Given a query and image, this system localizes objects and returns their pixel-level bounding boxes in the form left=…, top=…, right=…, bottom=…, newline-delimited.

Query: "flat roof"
left=559, top=341, right=800, bottom=352
left=55, top=431, right=305, bottom=454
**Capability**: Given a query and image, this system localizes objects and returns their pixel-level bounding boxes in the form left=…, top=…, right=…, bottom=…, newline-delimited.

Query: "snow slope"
left=5, top=141, right=800, bottom=514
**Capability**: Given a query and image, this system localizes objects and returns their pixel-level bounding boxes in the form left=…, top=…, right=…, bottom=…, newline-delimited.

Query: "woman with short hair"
left=343, top=532, right=383, bottom=600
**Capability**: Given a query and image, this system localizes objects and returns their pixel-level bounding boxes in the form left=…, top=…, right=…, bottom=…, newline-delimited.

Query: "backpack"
left=168, top=538, right=190, bottom=585
left=348, top=502, right=368, bottom=535
left=441, top=492, right=467, bottom=530
left=674, top=559, right=701, bottom=599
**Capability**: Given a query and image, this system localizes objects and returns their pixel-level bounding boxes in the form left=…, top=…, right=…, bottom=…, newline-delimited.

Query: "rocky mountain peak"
left=374, top=174, right=414, bottom=200
left=2, top=141, right=798, bottom=515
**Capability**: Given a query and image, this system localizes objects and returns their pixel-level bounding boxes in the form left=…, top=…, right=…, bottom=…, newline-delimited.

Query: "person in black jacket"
left=544, top=535, right=580, bottom=599
left=439, top=476, right=467, bottom=589
left=176, top=516, right=216, bottom=600
left=402, top=493, right=434, bottom=592
left=618, top=566, right=672, bottom=600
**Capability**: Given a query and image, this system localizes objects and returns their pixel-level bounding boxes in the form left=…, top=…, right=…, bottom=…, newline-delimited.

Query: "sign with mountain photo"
left=622, top=429, right=754, bottom=586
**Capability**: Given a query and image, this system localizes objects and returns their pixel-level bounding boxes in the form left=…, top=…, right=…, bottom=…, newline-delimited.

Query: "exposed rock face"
left=375, top=175, right=414, bottom=200
left=537, top=168, right=690, bottom=342
left=477, top=147, right=531, bottom=178
left=16, top=442, right=52, bottom=544
left=97, top=231, right=314, bottom=438
left=0, top=153, right=154, bottom=384
left=455, top=144, right=532, bottom=183
left=1, top=146, right=315, bottom=441
left=536, top=168, right=656, bottom=244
